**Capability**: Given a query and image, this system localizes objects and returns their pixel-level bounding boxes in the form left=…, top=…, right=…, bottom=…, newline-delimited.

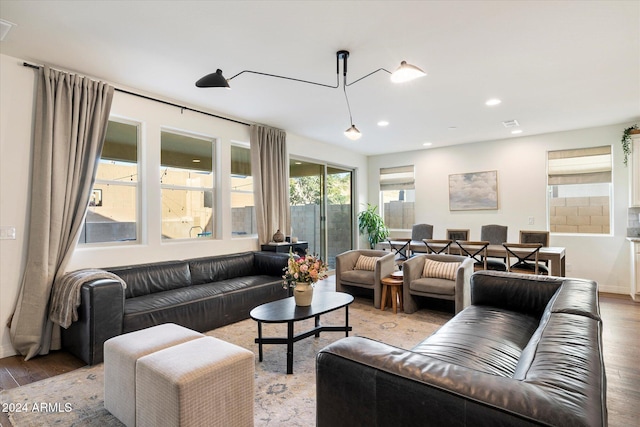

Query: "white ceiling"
left=1, top=1, right=639, bottom=155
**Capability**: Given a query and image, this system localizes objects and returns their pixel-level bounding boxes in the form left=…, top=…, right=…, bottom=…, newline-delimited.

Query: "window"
left=548, top=146, right=612, bottom=234
left=231, top=145, right=256, bottom=237
left=80, top=119, right=139, bottom=244
left=160, top=130, right=215, bottom=239
left=380, top=165, right=415, bottom=230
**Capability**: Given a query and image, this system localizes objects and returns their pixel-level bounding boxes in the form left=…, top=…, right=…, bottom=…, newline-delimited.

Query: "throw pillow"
left=422, top=258, right=461, bottom=281
left=354, top=255, right=378, bottom=271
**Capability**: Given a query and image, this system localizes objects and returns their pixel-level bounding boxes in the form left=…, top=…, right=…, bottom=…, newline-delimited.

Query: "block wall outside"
left=550, top=196, right=610, bottom=233
left=383, top=201, right=415, bottom=230
left=290, top=204, right=352, bottom=269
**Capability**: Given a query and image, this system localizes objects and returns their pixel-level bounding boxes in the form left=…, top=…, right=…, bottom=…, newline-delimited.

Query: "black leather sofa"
left=62, top=251, right=289, bottom=365
left=317, top=271, right=607, bottom=427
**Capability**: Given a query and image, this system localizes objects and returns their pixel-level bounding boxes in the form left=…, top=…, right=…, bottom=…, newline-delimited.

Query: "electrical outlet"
left=0, top=226, right=16, bottom=240
left=528, top=216, right=535, bottom=225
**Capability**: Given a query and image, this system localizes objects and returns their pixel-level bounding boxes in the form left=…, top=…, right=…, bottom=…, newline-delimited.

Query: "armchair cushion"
left=422, top=258, right=461, bottom=281
left=354, top=255, right=378, bottom=271
left=340, top=270, right=375, bottom=287
left=409, top=277, right=455, bottom=295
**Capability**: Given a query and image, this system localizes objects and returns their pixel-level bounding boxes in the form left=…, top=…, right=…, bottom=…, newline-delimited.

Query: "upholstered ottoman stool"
left=104, top=323, right=204, bottom=427
left=136, top=336, right=255, bottom=427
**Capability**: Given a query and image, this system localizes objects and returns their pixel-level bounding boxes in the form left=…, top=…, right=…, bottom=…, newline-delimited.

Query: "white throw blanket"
left=49, top=269, right=127, bottom=328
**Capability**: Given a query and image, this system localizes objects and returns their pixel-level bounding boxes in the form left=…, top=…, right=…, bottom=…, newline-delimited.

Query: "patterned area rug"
left=2, top=296, right=451, bottom=426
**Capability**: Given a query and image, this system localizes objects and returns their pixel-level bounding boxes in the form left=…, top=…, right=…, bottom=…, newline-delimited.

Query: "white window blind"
left=548, top=146, right=611, bottom=185
left=379, top=165, right=415, bottom=191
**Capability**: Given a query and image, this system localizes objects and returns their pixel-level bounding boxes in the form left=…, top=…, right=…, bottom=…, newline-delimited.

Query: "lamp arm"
left=227, top=69, right=339, bottom=89
left=345, top=68, right=392, bottom=87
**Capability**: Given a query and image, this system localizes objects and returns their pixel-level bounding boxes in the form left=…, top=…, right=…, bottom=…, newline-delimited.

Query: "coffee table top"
left=250, top=292, right=354, bottom=323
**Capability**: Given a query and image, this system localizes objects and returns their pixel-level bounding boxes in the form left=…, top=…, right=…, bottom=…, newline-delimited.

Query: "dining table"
left=418, top=243, right=567, bottom=277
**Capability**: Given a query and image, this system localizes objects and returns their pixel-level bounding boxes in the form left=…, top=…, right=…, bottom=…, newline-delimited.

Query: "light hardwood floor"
left=1, top=292, right=638, bottom=426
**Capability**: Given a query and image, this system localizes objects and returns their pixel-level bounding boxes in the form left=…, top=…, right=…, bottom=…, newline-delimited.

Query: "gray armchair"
left=335, top=249, right=395, bottom=309
left=402, top=253, right=473, bottom=314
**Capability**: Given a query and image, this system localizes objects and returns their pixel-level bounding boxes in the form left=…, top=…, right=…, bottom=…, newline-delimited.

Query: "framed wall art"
left=449, top=170, right=498, bottom=211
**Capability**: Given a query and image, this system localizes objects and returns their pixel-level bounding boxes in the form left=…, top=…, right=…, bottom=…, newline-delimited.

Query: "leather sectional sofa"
left=317, top=271, right=607, bottom=426
left=62, top=251, right=289, bottom=365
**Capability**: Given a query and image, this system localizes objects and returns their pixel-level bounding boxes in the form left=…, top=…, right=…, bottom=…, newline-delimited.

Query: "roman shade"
left=548, top=146, right=612, bottom=185
left=379, top=165, right=415, bottom=191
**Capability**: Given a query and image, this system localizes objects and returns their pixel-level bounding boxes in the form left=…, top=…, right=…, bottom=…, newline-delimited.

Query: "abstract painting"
left=449, top=170, right=498, bottom=211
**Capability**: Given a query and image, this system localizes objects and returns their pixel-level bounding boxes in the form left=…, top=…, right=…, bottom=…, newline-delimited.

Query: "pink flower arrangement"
left=282, top=250, right=329, bottom=288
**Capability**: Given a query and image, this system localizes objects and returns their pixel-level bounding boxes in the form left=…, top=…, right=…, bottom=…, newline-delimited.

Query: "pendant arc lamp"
left=196, top=51, right=426, bottom=140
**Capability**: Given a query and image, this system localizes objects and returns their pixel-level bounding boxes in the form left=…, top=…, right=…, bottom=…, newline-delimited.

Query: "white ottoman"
left=104, top=323, right=204, bottom=427
left=136, top=336, right=255, bottom=427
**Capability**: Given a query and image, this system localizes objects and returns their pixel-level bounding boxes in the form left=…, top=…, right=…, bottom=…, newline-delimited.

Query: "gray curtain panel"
left=10, top=66, right=114, bottom=360
left=250, top=124, right=291, bottom=244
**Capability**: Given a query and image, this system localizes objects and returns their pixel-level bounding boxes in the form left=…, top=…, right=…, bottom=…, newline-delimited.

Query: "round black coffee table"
left=249, top=292, right=354, bottom=374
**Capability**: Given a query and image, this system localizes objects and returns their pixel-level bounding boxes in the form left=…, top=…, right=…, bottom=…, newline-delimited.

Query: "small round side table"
left=381, top=272, right=404, bottom=314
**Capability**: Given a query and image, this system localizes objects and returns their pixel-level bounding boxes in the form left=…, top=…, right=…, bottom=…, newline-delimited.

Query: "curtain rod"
left=22, top=62, right=251, bottom=127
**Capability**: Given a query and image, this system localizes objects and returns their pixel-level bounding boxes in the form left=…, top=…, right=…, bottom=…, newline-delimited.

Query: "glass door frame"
left=289, top=156, right=356, bottom=269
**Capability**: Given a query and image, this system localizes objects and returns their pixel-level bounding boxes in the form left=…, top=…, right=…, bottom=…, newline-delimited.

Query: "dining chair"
left=423, top=239, right=453, bottom=254
left=446, top=229, right=470, bottom=241
left=519, top=230, right=550, bottom=271
left=480, top=224, right=508, bottom=271
left=455, top=240, right=490, bottom=271
left=503, top=242, right=547, bottom=275
left=408, top=223, right=434, bottom=256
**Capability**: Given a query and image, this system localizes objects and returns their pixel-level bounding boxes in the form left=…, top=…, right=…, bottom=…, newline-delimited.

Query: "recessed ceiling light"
left=422, top=142, right=432, bottom=147
left=485, top=98, right=502, bottom=106
left=377, top=120, right=389, bottom=127
left=511, top=129, right=523, bottom=134
left=192, top=159, right=201, bottom=163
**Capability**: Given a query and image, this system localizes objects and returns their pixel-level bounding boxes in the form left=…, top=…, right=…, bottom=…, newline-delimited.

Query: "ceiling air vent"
left=0, top=19, right=16, bottom=42
left=502, top=119, right=520, bottom=128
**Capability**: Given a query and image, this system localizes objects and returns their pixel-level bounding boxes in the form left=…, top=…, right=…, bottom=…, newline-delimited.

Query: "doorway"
left=289, top=159, right=354, bottom=269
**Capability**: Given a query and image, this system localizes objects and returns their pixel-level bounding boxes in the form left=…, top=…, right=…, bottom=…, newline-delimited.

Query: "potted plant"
left=357, top=203, right=389, bottom=249
left=622, top=124, right=639, bottom=166
left=282, top=250, right=328, bottom=306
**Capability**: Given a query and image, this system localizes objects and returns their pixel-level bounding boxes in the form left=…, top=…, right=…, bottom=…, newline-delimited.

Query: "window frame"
left=547, top=145, right=612, bottom=236
left=230, top=142, right=257, bottom=239
left=80, top=116, right=141, bottom=246
left=160, top=127, right=216, bottom=241
left=379, top=165, right=416, bottom=231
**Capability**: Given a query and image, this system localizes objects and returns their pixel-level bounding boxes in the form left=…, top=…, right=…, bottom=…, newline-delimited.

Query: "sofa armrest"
left=470, top=270, right=565, bottom=317
left=456, top=257, right=474, bottom=311
left=253, top=251, right=290, bottom=277
left=61, top=278, right=124, bottom=365
left=316, top=336, right=603, bottom=427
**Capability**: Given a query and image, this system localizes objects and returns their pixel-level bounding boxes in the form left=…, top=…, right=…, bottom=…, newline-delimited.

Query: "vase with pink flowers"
left=282, top=250, right=329, bottom=306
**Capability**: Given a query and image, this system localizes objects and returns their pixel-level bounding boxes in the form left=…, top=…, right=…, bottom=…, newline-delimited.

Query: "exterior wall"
left=551, top=196, right=610, bottom=234
left=291, top=204, right=352, bottom=268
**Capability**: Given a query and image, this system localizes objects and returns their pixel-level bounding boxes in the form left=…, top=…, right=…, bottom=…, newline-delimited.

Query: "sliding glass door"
left=289, top=160, right=353, bottom=269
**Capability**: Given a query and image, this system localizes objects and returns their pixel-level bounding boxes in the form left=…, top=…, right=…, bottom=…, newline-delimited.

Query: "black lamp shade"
left=195, top=69, right=230, bottom=88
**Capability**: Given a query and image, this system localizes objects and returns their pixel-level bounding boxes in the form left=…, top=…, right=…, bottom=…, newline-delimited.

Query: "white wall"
left=0, top=54, right=368, bottom=358
left=368, top=123, right=634, bottom=295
